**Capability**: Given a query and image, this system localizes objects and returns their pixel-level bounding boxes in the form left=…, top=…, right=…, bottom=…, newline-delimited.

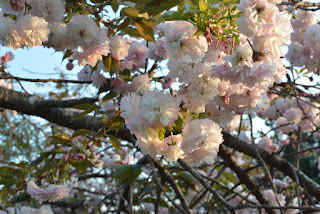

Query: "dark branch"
left=34, top=97, right=98, bottom=108
left=219, top=146, right=277, bottom=214
left=0, top=76, right=92, bottom=84
left=222, top=132, right=320, bottom=201
left=2, top=87, right=320, bottom=208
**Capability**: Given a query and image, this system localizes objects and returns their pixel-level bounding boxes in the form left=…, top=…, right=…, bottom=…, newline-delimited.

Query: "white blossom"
left=27, top=181, right=70, bottom=203
left=140, top=91, right=180, bottom=128
left=181, top=119, right=223, bottom=165
left=66, top=14, right=105, bottom=49
left=29, top=0, right=65, bottom=23
left=17, top=14, right=50, bottom=48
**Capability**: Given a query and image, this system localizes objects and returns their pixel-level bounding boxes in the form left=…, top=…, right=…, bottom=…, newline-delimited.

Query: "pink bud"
left=61, top=155, right=69, bottom=161
left=110, top=77, right=124, bottom=88
left=161, top=76, right=173, bottom=90
left=224, top=96, right=230, bottom=105
left=270, top=145, right=279, bottom=152
left=1, top=52, right=14, bottom=65
left=280, top=139, right=289, bottom=146
left=10, top=0, right=25, bottom=12
left=74, top=154, right=86, bottom=162
left=66, top=62, right=74, bottom=70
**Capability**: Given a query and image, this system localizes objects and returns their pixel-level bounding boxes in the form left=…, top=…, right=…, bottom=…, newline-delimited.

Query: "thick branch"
left=0, top=76, right=92, bottom=84
left=222, top=132, right=320, bottom=201
left=34, top=97, right=98, bottom=108
left=0, top=87, right=102, bottom=131
left=2, top=87, right=320, bottom=203
left=0, top=87, right=134, bottom=143
left=219, top=146, right=277, bottom=214
left=177, top=159, right=236, bottom=213
left=147, top=156, right=190, bottom=214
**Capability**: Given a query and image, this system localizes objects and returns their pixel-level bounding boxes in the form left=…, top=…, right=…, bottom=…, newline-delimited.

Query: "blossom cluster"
left=286, top=10, right=320, bottom=73
left=0, top=0, right=293, bottom=166
left=26, top=180, right=70, bottom=203
left=0, top=205, right=54, bottom=214
left=259, top=96, right=320, bottom=134
left=118, top=0, right=293, bottom=164
left=121, top=92, right=220, bottom=165
left=120, top=90, right=224, bottom=165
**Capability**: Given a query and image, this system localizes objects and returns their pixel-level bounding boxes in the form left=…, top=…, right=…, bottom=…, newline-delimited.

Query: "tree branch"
left=2, top=87, right=320, bottom=206
left=222, top=132, right=320, bottom=201
left=0, top=87, right=134, bottom=143
left=0, top=76, right=92, bottom=84
left=219, top=146, right=277, bottom=214
left=177, top=159, right=236, bottom=213
left=34, top=97, right=98, bottom=108
left=147, top=156, right=190, bottom=214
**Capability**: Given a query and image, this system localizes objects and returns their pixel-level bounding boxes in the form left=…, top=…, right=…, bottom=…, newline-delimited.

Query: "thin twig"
left=0, top=76, right=92, bottom=84
left=149, top=160, right=188, bottom=214
left=177, top=159, right=236, bottom=213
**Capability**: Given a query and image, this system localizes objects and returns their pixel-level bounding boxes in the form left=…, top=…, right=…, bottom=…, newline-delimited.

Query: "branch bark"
left=219, top=146, right=277, bottom=214
left=222, top=132, right=320, bottom=201
left=0, top=87, right=134, bottom=143
left=1, top=87, right=320, bottom=206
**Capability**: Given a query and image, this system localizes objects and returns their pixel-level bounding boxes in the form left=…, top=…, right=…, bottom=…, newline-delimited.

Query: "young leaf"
left=135, top=19, right=156, bottom=43
left=62, top=50, right=73, bottom=62
left=72, top=129, right=91, bottom=138
left=199, top=0, right=208, bottom=12
left=175, top=117, right=184, bottom=132
left=102, top=55, right=112, bottom=73
left=113, top=164, right=142, bottom=184
left=106, top=134, right=121, bottom=149
left=102, top=91, right=118, bottom=103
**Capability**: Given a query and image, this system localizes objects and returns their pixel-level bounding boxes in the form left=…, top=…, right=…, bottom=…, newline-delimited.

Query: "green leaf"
left=102, top=55, right=112, bottom=72
left=70, top=104, right=98, bottom=120
left=122, top=7, right=139, bottom=17
left=59, top=163, right=70, bottom=181
left=50, top=133, right=71, bottom=145
left=102, top=91, right=118, bottom=103
left=139, top=0, right=182, bottom=17
left=106, top=134, right=121, bottom=149
left=3, top=14, right=17, bottom=21
left=71, top=103, right=98, bottom=111
left=73, top=110, right=93, bottom=120
left=62, top=50, right=73, bottom=61
left=0, top=167, right=24, bottom=178
left=175, top=117, right=184, bottom=132
left=158, top=128, right=166, bottom=141
left=113, top=164, right=142, bottom=184
left=177, top=171, right=196, bottom=190
left=71, top=160, right=92, bottom=173
left=41, top=148, right=63, bottom=158
left=110, top=58, right=119, bottom=75
left=118, top=18, right=130, bottom=31
left=119, top=69, right=132, bottom=81
left=102, top=55, right=118, bottom=75
left=122, top=7, right=149, bottom=18
left=111, top=1, right=119, bottom=13
left=8, top=161, right=28, bottom=171
left=122, top=27, right=141, bottom=38
left=223, top=0, right=240, bottom=4
left=135, top=19, right=156, bottom=43
left=159, top=10, right=189, bottom=21
left=90, top=0, right=105, bottom=2
left=0, top=187, right=10, bottom=201
left=199, top=0, right=208, bottom=12
left=222, top=172, right=237, bottom=184
left=108, top=115, right=124, bottom=130
left=72, top=129, right=91, bottom=138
